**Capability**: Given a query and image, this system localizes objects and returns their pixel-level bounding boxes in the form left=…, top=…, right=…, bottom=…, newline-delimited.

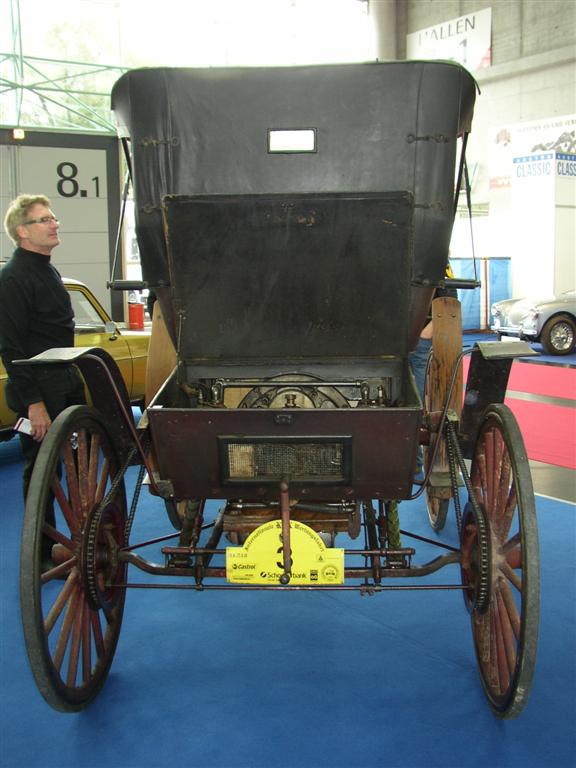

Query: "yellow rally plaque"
left=226, top=520, right=344, bottom=585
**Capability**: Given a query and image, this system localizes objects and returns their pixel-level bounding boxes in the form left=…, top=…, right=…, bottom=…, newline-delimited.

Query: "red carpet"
left=508, top=360, right=576, bottom=400
left=505, top=398, right=576, bottom=469
left=462, top=357, right=576, bottom=469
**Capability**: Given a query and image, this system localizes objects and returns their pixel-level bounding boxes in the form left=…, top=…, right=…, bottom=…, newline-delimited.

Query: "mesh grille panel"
left=226, top=441, right=346, bottom=482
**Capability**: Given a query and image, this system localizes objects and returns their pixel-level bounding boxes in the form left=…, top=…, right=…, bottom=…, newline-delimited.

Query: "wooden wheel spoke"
left=505, top=540, right=522, bottom=570
left=498, top=482, right=518, bottom=542
left=90, top=608, right=106, bottom=659
left=101, top=600, right=117, bottom=626
left=67, top=598, right=85, bottom=687
left=53, top=586, right=81, bottom=673
left=51, top=475, right=79, bottom=535
left=488, top=604, right=500, bottom=692
left=497, top=586, right=518, bottom=675
left=76, top=428, right=90, bottom=512
left=41, top=557, right=77, bottom=584
left=95, top=457, right=111, bottom=504
left=44, top=569, right=78, bottom=635
left=492, top=600, right=511, bottom=694
left=490, top=432, right=505, bottom=520
left=87, top=432, right=102, bottom=506
left=42, top=522, right=74, bottom=551
left=475, top=611, right=491, bottom=664
left=502, top=531, right=521, bottom=554
left=82, top=605, right=92, bottom=683
left=501, top=560, right=522, bottom=592
left=476, top=453, right=488, bottom=508
left=494, top=456, right=511, bottom=530
left=484, top=428, right=495, bottom=509
left=499, top=578, right=521, bottom=639
left=62, top=441, right=82, bottom=520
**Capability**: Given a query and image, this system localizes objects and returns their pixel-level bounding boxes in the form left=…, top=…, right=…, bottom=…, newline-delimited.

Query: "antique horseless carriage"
left=19, top=61, right=540, bottom=716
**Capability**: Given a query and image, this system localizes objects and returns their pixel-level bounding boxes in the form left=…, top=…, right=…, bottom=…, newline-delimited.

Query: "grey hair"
left=4, top=194, right=52, bottom=245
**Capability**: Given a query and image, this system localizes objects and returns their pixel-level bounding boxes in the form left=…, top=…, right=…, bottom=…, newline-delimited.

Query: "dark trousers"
left=16, top=366, right=86, bottom=504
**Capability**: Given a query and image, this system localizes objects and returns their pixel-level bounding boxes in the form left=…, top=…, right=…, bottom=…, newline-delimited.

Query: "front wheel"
left=462, top=404, right=540, bottom=718
left=540, top=313, right=576, bottom=355
left=20, top=405, right=127, bottom=712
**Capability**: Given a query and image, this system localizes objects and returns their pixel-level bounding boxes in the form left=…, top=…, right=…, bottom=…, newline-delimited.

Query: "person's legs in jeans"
left=409, top=338, right=432, bottom=474
left=409, top=337, right=432, bottom=403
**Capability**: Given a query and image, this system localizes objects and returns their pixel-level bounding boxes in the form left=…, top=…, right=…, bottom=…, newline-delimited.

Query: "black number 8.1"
left=57, top=162, right=80, bottom=197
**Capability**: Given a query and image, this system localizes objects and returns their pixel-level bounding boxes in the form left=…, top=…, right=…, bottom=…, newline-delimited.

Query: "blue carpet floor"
left=0, top=435, right=574, bottom=768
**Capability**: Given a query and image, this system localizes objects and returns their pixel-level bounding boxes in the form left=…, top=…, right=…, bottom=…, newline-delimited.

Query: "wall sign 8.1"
left=56, top=160, right=103, bottom=198
left=16, top=145, right=111, bottom=309
left=1, top=132, right=121, bottom=316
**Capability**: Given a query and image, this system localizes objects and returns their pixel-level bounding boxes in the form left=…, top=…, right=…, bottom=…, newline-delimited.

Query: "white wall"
left=391, top=0, right=576, bottom=299
left=0, top=134, right=121, bottom=314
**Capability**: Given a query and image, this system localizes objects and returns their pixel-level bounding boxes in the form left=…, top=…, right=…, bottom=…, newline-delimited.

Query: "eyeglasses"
left=23, top=216, right=59, bottom=225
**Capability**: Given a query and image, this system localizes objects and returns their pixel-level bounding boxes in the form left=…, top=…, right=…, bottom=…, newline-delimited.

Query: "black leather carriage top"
left=111, top=61, right=476, bottom=366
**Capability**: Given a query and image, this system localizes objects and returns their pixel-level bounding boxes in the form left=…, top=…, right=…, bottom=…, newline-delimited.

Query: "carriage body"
left=110, top=61, right=476, bottom=503
left=18, top=62, right=540, bottom=720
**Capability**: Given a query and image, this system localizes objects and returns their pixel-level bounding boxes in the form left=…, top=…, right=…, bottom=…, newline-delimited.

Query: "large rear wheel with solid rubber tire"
left=20, top=405, right=127, bottom=712
left=462, top=403, right=540, bottom=718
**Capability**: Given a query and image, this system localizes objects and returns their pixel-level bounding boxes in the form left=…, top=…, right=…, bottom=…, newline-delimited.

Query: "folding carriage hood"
left=111, top=62, right=476, bottom=373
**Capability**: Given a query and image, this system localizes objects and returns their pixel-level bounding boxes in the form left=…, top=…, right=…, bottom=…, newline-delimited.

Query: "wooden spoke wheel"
left=423, top=441, right=450, bottom=531
left=423, top=359, right=450, bottom=532
left=462, top=404, right=540, bottom=719
left=422, top=297, right=462, bottom=532
left=20, top=405, right=127, bottom=712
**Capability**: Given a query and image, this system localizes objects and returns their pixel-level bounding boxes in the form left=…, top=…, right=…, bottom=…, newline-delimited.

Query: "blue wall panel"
left=451, top=258, right=511, bottom=330
left=453, top=259, right=480, bottom=330
left=489, top=258, right=511, bottom=307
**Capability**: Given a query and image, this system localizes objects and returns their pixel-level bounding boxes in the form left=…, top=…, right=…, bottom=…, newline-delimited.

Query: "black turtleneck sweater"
left=0, top=246, right=74, bottom=409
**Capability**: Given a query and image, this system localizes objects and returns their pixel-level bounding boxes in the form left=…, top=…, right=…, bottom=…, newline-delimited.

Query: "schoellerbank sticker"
left=406, top=7, right=492, bottom=71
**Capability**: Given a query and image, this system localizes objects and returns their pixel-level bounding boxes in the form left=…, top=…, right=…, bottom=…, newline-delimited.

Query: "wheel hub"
left=551, top=322, right=573, bottom=351
left=83, top=502, right=125, bottom=611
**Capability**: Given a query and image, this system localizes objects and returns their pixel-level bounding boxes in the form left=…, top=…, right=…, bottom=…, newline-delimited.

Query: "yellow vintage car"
left=0, top=278, right=150, bottom=439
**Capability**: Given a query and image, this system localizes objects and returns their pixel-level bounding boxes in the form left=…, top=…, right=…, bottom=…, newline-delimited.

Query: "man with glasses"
left=0, top=194, right=85, bottom=534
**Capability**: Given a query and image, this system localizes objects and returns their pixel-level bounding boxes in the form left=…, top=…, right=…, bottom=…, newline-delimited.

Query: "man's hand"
left=28, top=401, right=51, bottom=442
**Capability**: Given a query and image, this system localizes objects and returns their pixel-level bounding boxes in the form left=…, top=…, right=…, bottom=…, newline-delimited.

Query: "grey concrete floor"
left=530, top=460, right=575, bottom=503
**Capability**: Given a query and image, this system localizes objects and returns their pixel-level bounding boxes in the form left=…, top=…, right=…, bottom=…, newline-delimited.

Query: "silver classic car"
left=491, top=289, right=576, bottom=355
